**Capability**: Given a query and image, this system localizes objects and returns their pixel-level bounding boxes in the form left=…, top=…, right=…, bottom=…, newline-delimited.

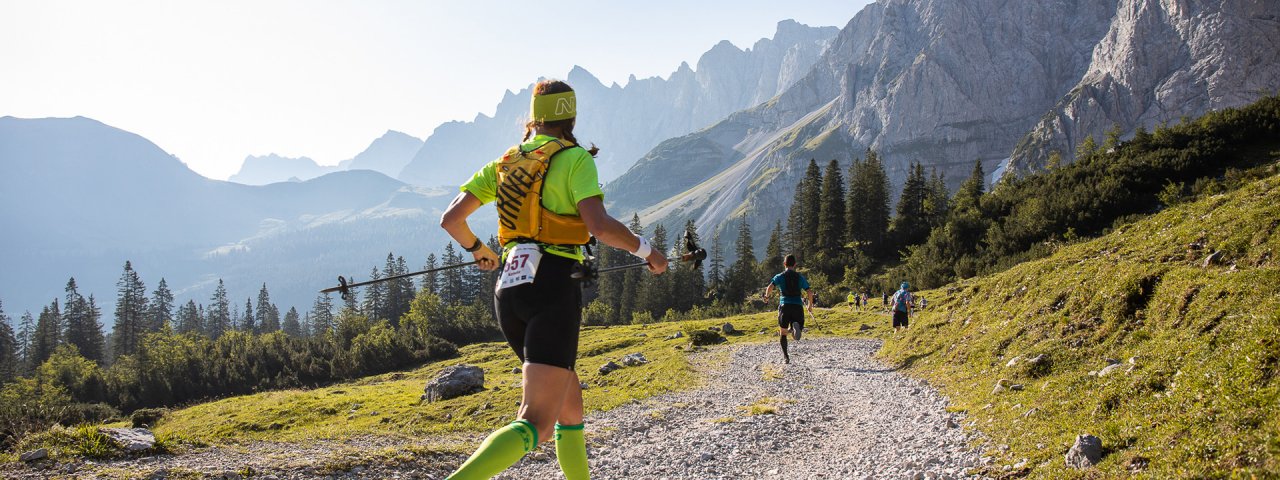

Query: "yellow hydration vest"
left=494, top=139, right=591, bottom=246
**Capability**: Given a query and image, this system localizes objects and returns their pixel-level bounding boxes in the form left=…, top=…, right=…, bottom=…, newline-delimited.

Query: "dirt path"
left=498, top=337, right=986, bottom=479
left=4, top=338, right=988, bottom=479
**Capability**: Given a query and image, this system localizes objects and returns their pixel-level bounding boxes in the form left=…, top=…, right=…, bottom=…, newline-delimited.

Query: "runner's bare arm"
left=440, top=191, right=500, bottom=271
left=578, top=196, right=667, bottom=274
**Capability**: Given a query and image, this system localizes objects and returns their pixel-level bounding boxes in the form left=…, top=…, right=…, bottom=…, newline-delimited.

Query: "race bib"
left=497, top=244, right=542, bottom=290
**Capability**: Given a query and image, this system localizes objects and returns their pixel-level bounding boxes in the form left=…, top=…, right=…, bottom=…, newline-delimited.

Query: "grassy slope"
left=878, top=170, right=1280, bottom=477
left=28, top=172, right=1276, bottom=478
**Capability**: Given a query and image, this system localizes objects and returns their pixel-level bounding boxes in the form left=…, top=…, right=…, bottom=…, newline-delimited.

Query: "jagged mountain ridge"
left=1010, top=0, right=1280, bottom=173
left=396, top=20, right=839, bottom=187
left=605, top=0, right=1279, bottom=244
left=0, top=116, right=456, bottom=321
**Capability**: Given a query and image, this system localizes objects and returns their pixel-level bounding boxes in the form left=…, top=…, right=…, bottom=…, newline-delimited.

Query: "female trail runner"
left=439, top=79, right=668, bottom=479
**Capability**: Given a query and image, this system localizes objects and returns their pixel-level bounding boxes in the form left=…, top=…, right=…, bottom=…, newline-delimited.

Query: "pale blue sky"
left=1, top=1, right=871, bottom=180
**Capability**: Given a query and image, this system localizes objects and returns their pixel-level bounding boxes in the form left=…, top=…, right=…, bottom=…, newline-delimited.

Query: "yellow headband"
left=530, top=91, right=576, bottom=122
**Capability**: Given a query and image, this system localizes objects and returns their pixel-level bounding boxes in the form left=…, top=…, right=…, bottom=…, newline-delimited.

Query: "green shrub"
left=131, top=408, right=168, bottom=428
left=682, top=326, right=726, bottom=346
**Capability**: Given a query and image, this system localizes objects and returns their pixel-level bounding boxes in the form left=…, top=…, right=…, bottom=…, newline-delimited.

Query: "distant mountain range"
left=228, top=130, right=423, bottom=185
left=0, top=116, right=458, bottom=319
left=603, top=0, right=1280, bottom=243
left=397, top=20, right=840, bottom=187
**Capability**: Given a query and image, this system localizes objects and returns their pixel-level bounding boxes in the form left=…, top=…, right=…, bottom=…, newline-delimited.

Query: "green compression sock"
left=555, top=423, right=590, bottom=480
left=446, top=420, right=538, bottom=480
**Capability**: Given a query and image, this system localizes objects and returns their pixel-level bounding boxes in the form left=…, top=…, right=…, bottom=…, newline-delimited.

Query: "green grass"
left=874, top=171, right=1280, bottom=477
left=151, top=314, right=815, bottom=447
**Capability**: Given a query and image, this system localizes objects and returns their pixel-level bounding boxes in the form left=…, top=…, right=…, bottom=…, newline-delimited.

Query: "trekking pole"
left=572, top=230, right=707, bottom=279
left=320, top=260, right=478, bottom=299
left=586, top=248, right=707, bottom=276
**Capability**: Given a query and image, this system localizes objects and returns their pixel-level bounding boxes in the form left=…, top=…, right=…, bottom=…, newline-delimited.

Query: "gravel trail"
left=3, top=337, right=988, bottom=479
left=499, top=337, right=987, bottom=479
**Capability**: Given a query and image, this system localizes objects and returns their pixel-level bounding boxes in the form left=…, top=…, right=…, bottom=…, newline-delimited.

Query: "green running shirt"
left=461, top=134, right=604, bottom=261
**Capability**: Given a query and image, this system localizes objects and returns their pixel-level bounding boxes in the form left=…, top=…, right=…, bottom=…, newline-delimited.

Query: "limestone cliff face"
left=1010, top=0, right=1280, bottom=173
left=606, top=0, right=1278, bottom=244
left=395, top=20, right=837, bottom=187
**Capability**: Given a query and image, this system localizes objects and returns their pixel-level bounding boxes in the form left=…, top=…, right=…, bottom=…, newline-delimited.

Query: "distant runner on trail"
left=440, top=79, right=668, bottom=480
left=762, top=254, right=814, bottom=364
left=848, top=291, right=858, bottom=311
left=890, top=282, right=914, bottom=331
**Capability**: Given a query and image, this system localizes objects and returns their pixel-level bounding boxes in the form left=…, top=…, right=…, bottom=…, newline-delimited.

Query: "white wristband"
left=630, top=236, right=652, bottom=259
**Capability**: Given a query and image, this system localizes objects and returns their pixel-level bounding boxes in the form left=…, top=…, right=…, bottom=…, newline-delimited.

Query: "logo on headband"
left=531, top=91, right=577, bottom=122
left=556, top=96, right=575, bottom=116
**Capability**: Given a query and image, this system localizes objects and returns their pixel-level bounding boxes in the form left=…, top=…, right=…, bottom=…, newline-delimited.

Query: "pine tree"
left=16, top=310, right=35, bottom=373
left=891, top=162, right=930, bottom=250
left=846, top=151, right=892, bottom=259
left=954, top=159, right=985, bottom=213
left=707, top=231, right=726, bottom=300
left=148, top=279, right=174, bottom=332
left=310, top=293, right=335, bottom=337
left=924, top=168, right=950, bottom=229
left=618, top=214, right=648, bottom=323
left=593, top=231, right=626, bottom=324
left=175, top=300, right=202, bottom=335
left=672, top=220, right=708, bottom=312
left=786, top=159, right=823, bottom=263
left=362, top=266, right=385, bottom=320
left=255, top=284, right=280, bottom=333
left=282, top=307, right=303, bottom=338
left=0, top=300, right=17, bottom=383
left=762, top=220, right=784, bottom=276
left=440, top=243, right=465, bottom=305
left=421, top=253, right=440, bottom=295
left=207, top=279, right=232, bottom=339
left=817, top=158, right=847, bottom=271
left=63, top=279, right=105, bottom=364
left=725, top=216, right=758, bottom=303
left=32, top=301, right=61, bottom=366
left=637, top=223, right=672, bottom=318
left=111, top=261, right=148, bottom=358
left=387, top=255, right=414, bottom=325
left=240, top=298, right=254, bottom=332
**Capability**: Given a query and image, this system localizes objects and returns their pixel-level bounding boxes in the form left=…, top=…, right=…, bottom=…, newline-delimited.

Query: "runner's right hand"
left=472, top=245, right=500, bottom=271
left=645, top=249, right=668, bottom=275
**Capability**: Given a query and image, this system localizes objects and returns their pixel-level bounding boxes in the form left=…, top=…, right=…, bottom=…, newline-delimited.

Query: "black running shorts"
left=777, top=304, right=805, bottom=329
left=495, top=252, right=582, bottom=370
left=892, top=310, right=910, bottom=328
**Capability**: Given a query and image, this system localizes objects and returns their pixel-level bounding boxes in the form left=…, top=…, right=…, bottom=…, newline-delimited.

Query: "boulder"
left=599, top=361, right=622, bottom=375
left=1006, top=356, right=1024, bottom=368
left=19, top=448, right=47, bottom=462
left=721, top=323, right=737, bottom=334
left=1065, top=434, right=1103, bottom=469
left=100, top=427, right=155, bottom=452
left=1203, top=250, right=1222, bottom=268
left=621, top=353, right=649, bottom=367
left=859, top=324, right=873, bottom=331
left=423, top=364, right=485, bottom=402
left=992, top=378, right=1012, bottom=395
left=1097, top=363, right=1123, bottom=377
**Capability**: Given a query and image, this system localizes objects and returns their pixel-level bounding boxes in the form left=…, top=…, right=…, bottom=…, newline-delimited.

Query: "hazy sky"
left=2, top=1, right=871, bottom=180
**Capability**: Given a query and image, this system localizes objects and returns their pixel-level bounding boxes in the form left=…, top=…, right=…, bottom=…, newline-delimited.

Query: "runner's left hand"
left=472, top=245, right=500, bottom=271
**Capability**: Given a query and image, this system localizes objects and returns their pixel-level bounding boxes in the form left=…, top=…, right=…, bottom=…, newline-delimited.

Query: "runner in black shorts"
left=762, top=254, right=814, bottom=364
left=495, top=253, right=582, bottom=369
left=440, top=79, right=668, bottom=480
left=890, top=281, right=914, bottom=331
